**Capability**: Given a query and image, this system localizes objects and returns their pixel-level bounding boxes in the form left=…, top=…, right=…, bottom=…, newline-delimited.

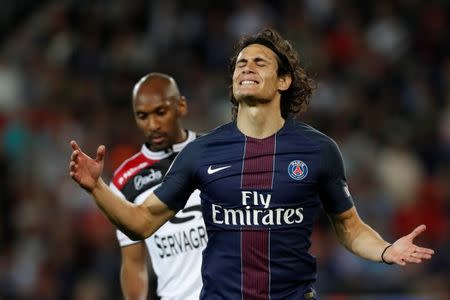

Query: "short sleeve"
left=319, top=139, right=354, bottom=214
left=154, top=142, right=199, bottom=212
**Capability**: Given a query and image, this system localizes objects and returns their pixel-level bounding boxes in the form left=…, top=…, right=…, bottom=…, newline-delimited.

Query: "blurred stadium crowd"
left=0, top=0, right=449, bottom=299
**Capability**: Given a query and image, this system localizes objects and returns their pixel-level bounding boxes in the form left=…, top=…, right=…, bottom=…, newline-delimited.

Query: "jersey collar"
left=141, top=130, right=196, bottom=160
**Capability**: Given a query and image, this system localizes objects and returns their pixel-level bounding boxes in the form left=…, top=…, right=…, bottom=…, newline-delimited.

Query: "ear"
left=278, top=74, right=292, bottom=92
left=177, top=96, right=188, bottom=117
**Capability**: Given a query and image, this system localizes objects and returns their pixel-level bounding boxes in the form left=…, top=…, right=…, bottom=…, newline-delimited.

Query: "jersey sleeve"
left=318, top=139, right=354, bottom=214
left=154, top=142, right=199, bottom=212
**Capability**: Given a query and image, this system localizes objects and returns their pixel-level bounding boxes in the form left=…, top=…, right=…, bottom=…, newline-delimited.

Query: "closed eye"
left=136, top=112, right=148, bottom=119
left=155, top=108, right=167, bottom=116
left=254, top=57, right=268, bottom=67
left=236, top=59, right=247, bottom=68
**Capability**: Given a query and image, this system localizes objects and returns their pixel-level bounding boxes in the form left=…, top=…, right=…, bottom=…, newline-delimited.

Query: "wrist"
left=381, top=244, right=394, bottom=265
left=91, top=177, right=106, bottom=195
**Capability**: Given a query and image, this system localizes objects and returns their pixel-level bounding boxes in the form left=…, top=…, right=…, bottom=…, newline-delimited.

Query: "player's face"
left=133, top=91, right=187, bottom=151
left=232, top=44, right=289, bottom=104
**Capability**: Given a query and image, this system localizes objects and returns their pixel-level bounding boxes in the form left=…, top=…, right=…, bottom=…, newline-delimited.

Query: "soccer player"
left=109, top=73, right=205, bottom=300
left=69, top=29, right=434, bottom=299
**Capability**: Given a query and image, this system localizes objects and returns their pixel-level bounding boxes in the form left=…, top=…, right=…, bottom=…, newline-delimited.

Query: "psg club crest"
left=288, top=160, right=308, bottom=181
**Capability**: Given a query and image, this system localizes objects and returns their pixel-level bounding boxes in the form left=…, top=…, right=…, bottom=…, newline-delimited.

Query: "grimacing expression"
left=232, top=44, right=290, bottom=104
left=133, top=91, right=186, bottom=151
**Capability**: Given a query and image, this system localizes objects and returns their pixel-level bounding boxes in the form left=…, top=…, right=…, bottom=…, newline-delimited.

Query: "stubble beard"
left=236, top=94, right=272, bottom=107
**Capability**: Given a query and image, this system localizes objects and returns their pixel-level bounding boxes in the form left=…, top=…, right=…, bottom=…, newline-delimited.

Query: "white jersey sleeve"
left=110, top=182, right=152, bottom=247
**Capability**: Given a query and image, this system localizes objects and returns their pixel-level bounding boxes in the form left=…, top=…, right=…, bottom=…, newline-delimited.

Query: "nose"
left=147, top=116, right=160, bottom=131
left=241, top=62, right=255, bottom=74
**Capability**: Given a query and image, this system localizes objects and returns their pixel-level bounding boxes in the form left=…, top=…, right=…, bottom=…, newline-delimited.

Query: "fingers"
left=414, top=246, right=435, bottom=257
left=392, top=253, right=421, bottom=266
left=403, top=255, right=422, bottom=264
left=69, top=140, right=81, bottom=178
left=387, top=225, right=435, bottom=267
left=70, top=140, right=81, bottom=164
left=69, top=160, right=79, bottom=180
left=408, top=224, right=427, bottom=240
left=71, top=149, right=79, bottom=161
left=411, top=252, right=432, bottom=260
left=96, top=145, right=105, bottom=162
left=394, top=245, right=435, bottom=266
left=69, top=161, right=76, bottom=177
left=70, top=140, right=80, bottom=151
left=403, top=249, right=433, bottom=264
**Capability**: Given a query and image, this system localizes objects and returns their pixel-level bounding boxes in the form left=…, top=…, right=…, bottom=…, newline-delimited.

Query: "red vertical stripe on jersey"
left=241, top=136, right=276, bottom=189
left=242, top=230, right=270, bottom=300
left=241, top=135, right=275, bottom=299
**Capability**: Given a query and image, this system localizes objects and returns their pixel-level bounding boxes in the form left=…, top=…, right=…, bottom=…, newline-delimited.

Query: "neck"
left=174, top=128, right=187, bottom=144
left=236, top=99, right=285, bottom=139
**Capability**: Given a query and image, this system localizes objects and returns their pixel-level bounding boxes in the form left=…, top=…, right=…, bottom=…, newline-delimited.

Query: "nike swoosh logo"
left=207, top=165, right=231, bottom=174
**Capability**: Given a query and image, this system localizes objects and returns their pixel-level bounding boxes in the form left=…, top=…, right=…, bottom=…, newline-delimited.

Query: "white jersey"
left=110, top=131, right=205, bottom=300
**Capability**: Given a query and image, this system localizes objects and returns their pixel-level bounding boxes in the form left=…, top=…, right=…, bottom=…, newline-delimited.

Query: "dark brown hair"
left=229, top=28, right=315, bottom=119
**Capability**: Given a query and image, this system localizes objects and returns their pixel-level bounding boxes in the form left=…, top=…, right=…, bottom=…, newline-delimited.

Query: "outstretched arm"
left=330, top=207, right=434, bottom=265
left=69, top=140, right=175, bottom=239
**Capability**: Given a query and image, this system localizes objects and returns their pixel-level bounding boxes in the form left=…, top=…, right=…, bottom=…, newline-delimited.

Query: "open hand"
left=383, top=225, right=435, bottom=266
left=69, top=140, right=105, bottom=192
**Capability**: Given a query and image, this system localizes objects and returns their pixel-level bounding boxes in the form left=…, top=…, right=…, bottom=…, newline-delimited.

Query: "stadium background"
left=0, top=0, right=449, bottom=299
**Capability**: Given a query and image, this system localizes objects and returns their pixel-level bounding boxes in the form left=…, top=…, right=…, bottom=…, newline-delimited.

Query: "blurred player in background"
left=110, top=73, right=205, bottom=300
left=69, top=29, right=434, bottom=299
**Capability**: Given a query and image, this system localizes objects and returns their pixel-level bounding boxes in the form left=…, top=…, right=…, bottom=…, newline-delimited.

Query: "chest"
left=196, top=135, right=322, bottom=209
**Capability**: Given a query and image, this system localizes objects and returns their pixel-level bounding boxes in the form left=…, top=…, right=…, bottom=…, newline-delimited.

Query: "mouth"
left=149, top=134, right=167, bottom=144
left=239, top=80, right=259, bottom=85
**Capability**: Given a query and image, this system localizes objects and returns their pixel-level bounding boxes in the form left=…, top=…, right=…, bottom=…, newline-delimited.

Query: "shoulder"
left=198, top=122, right=235, bottom=139
left=111, top=148, right=158, bottom=190
left=184, top=122, right=236, bottom=148
left=286, top=118, right=338, bottom=150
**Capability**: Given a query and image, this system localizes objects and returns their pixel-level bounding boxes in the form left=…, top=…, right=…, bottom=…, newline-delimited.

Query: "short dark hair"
left=229, top=28, right=315, bottom=119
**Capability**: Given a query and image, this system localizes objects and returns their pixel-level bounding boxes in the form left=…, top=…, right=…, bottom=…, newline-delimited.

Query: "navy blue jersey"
left=154, top=118, right=354, bottom=299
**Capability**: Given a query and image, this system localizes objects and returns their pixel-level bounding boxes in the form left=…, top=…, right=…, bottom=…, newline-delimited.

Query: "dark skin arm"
left=120, top=242, right=149, bottom=300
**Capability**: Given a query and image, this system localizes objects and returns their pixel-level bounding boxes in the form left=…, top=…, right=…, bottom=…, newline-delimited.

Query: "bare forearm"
left=331, top=208, right=434, bottom=265
left=90, top=178, right=152, bottom=240
left=70, top=141, right=173, bottom=239
left=121, top=265, right=148, bottom=300
left=344, top=222, right=389, bottom=262
left=331, top=208, right=389, bottom=262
